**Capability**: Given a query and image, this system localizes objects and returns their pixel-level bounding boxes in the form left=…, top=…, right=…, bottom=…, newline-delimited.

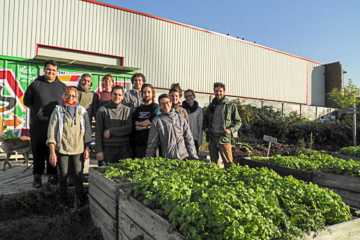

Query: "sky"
left=95, top=0, right=360, bottom=87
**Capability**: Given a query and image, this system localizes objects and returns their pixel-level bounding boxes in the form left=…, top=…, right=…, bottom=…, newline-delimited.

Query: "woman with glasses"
left=47, top=87, right=92, bottom=205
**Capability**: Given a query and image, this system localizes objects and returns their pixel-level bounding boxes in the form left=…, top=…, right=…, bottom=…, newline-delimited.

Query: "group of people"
left=23, top=59, right=241, bottom=202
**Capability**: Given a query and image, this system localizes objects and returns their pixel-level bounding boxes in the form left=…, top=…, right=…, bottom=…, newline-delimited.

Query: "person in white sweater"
left=182, top=89, right=203, bottom=154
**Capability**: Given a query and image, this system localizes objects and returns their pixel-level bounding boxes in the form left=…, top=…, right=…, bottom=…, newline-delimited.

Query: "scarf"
left=182, top=100, right=199, bottom=114
left=77, top=83, right=90, bottom=93
left=61, top=100, right=79, bottom=120
left=208, top=96, right=226, bottom=114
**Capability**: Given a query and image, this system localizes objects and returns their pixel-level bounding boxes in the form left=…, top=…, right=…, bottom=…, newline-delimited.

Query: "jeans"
left=208, top=135, right=233, bottom=169
left=56, top=152, right=83, bottom=199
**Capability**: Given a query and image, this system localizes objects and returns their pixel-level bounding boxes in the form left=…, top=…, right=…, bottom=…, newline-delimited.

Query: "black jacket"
left=24, top=75, right=67, bottom=125
left=132, top=102, right=159, bottom=146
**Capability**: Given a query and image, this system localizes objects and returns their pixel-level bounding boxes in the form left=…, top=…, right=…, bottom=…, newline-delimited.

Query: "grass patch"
left=0, top=185, right=103, bottom=240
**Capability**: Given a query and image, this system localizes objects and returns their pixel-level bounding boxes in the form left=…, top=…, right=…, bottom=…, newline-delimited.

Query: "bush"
left=234, top=101, right=358, bottom=150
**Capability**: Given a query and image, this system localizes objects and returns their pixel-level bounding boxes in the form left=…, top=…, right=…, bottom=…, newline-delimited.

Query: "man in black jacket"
left=24, top=60, right=67, bottom=188
left=132, top=84, right=159, bottom=158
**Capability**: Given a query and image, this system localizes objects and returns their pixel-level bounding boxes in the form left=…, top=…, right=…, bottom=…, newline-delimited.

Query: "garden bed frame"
left=89, top=166, right=360, bottom=240
left=88, top=167, right=184, bottom=240
left=239, top=157, right=360, bottom=208
left=329, top=152, right=360, bottom=162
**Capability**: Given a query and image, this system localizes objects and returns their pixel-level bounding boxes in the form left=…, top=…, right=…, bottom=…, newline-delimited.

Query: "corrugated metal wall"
left=308, top=62, right=326, bottom=106
left=0, top=0, right=326, bottom=106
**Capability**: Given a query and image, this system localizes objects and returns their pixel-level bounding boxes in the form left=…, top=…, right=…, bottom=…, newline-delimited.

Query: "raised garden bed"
left=238, top=156, right=360, bottom=208
left=240, top=157, right=313, bottom=182
left=89, top=158, right=360, bottom=239
left=88, top=167, right=184, bottom=240
left=329, top=152, right=360, bottom=162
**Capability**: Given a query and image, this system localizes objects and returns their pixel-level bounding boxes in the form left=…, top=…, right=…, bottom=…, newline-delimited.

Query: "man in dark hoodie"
left=24, top=60, right=67, bottom=188
left=95, top=85, right=132, bottom=164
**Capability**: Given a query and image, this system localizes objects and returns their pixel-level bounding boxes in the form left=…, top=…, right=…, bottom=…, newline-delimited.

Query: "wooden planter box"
left=302, top=218, right=360, bottom=240
left=329, top=152, right=360, bottom=162
left=239, top=157, right=360, bottom=208
left=313, top=171, right=360, bottom=208
left=117, top=188, right=185, bottom=240
left=88, top=167, right=184, bottom=240
left=88, top=167, right=136, bottom=240
left=240, top=157, right=313, bottom=182
left=89, top=166, right=360, bottom=240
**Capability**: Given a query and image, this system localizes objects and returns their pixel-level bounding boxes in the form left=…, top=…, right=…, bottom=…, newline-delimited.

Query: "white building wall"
left=308, top=62, right=326, bottom=106
left=0, top=0, right=326, bottom=106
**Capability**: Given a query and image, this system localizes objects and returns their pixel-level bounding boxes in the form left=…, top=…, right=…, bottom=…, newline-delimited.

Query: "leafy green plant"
left=253, top=154, right=360, bottom=177
left=103, top=158, right=352, bottom=240
left=339, top=146, right=360, bottom=157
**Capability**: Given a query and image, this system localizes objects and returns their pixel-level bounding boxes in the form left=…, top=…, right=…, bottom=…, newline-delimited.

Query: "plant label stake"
left=353, top=103, right=356, bottom=146
left=263, top=135, right=277, bottom=157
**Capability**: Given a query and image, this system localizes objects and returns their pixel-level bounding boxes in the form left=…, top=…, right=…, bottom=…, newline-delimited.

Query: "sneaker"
left=33, top=174, right=42, bottom=188
left=48, top=175, right=59, bottom=185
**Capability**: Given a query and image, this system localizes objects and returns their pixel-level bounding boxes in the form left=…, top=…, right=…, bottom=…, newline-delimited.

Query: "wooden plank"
left=241, top=157, right=313, bottom=182
left=329, top=152, right=360, bottom=162
left=313, top=172, right=360, bottom=193
left=318, top=185, right=360, bottom=209
left=89, top=167, right=118, bottom=201
left=118, top=189, right=185, bottom=240
left=303, top=217, right=360, bottom=240
left=89, top=181, right=117, bottom=219
left=89, top=167, right=136, bottom=201
left=88, top=195, right=117, bottom=240
left=118, top=211, right=155, bottom=240
left=118, top=228, right=131, bottom=240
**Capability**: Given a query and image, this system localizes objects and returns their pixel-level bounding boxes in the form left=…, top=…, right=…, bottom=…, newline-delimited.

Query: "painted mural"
left=0, top=60, right=130, bottom=139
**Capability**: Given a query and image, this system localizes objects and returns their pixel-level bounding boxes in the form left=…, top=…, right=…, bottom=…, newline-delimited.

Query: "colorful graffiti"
left=0, top=68, right=32, bottom=138
left=0, top=60, right=132, bottom=139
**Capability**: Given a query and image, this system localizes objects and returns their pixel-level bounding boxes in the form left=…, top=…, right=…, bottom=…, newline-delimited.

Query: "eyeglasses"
left=160, top=101, right=171, bottom=106
left=67, top=95, right=76, bottom=98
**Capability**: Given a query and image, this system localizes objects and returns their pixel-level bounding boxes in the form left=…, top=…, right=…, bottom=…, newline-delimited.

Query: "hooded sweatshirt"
left=24, top=75, right=67, bottom=125
left=122, top=88, right=142, bottom=113
left=145, top=110, right=198, bottom=160
left=47, top=102, right=92, bottom=155
left=95, top=101, right=132, bottom=153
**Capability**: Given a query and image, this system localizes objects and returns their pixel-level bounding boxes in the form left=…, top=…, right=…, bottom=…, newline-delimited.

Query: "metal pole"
left=353, top=103, right=356, bottom=146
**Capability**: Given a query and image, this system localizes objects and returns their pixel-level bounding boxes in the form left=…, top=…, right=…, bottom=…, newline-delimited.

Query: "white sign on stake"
left=263, top=135, right=277, bottom=143
left=263, top=135, right=277, bottom=157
